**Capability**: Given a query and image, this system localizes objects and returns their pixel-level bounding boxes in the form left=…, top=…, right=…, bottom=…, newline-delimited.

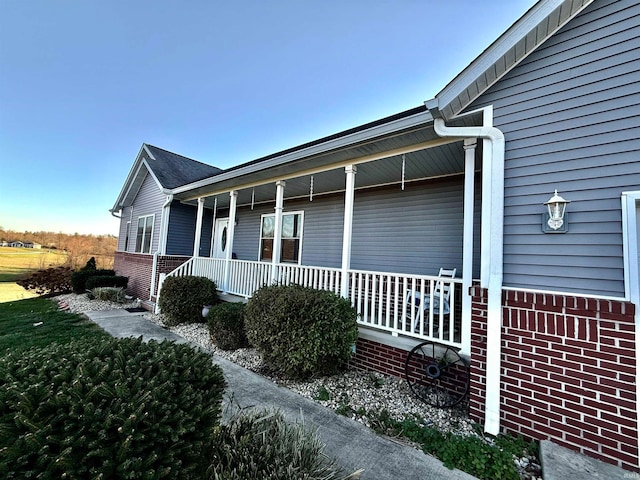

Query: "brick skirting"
left=470, top=286, right=637, bottom=471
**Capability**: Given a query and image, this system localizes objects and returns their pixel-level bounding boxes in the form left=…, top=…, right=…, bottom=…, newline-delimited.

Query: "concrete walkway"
left=84, top=309, right=477, bottom=480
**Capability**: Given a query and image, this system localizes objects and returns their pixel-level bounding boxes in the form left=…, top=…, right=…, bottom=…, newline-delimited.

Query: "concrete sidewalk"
left=84, top=309, right=477, bottom=480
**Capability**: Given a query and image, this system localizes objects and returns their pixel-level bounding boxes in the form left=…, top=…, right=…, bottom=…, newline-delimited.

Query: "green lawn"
left=0, top=297, right=107, bottom=354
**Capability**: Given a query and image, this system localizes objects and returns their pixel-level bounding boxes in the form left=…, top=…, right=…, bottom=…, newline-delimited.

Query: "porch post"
left=461, top=139, right=476, bottom=356
left=271, top=181, right=286, bottom=283
left=193, top=197, right=205, bottom=257
left=223, top=190, right=238, bottom=293
left=340, top=165, right=357, bottom=298
left=209, top=197, right=218, bottom=257
left=158, top=194, right=173, bottom=256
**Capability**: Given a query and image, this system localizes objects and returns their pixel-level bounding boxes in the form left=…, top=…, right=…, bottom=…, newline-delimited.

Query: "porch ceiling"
left=178, top=111, right=482, bottom=210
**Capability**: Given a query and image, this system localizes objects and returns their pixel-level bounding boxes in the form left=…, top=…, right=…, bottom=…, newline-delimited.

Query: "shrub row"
left=86, top=274, right=128, bottom=290
left=71, top=269, right=116, bottom=293
left=244, top=284, right=359, bottom=379
left=160, top=278, right=358, bottom=379
left=158, top=276, right=218, bottom=326
left=0, top=337, right=226, bottom=479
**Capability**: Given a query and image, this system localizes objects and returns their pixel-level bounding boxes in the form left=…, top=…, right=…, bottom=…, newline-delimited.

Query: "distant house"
left=23, top=242, right=42, bottom=249
left=9, top=241, right=24, bottom=248
left=0, top=241, right=8, bottom=247
left=111, top=0, right=640, bottom=472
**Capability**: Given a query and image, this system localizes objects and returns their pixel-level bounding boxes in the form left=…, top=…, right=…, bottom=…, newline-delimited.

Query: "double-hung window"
left=260, top=211, right=303, bottom=263
left=135, top=215, right=154, bottom=253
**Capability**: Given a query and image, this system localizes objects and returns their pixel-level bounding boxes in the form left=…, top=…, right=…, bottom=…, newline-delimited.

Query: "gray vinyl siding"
left=229, top=176, right=482, bottom=278
left=117, top=206, right=132, bottom=251
left=351, top=177, right=480, bottom=277
left=467, top=0, right=640, bottom=297
left=125, top=171, right=164, bottom=253
left=166, top=202, right=213, bottom=257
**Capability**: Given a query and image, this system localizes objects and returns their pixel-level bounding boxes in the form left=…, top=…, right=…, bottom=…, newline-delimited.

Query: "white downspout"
left=271, top=181, right=286, bottom=283
left=430, top=106, right=505, bottom=436
left=151, top=194, right=173, bottom=299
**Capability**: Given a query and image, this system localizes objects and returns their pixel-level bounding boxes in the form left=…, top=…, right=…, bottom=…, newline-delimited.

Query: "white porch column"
left=271, top=181, right=286, bottom=283
left=340, top=165, right=357, bottom=298
left=158, top=194, right=173, bottom=256
left=461, top=139, right=476, bottom=356
left=223, top=190, right=238, bottom=293
left=209, top=197, right=218, bottom=257
left=193, top=197, right=205, bottom=257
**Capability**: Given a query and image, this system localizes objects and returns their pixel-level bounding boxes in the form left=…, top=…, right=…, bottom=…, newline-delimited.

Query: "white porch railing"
left=164, top=258, right=464, bottom=348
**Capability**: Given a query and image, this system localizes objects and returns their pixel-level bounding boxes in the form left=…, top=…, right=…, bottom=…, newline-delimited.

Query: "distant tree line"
left=0, top=228, right=117, bottom=270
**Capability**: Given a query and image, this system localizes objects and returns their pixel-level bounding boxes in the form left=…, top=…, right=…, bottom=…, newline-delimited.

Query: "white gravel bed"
left=54, top=294, right=541, bottom=479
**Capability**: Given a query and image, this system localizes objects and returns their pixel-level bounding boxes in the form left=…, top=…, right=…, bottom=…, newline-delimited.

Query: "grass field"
left=0, top=247, right=69, bottom=303
left=0, top=247, right=68, bottom=282
left=0, top=297, right=107, bottom=353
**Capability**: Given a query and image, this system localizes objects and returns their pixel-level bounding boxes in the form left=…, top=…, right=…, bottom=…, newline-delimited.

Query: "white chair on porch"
left=403, top=268, right=457, bottom=334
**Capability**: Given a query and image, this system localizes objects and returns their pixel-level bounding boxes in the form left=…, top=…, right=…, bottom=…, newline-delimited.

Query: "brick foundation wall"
left=470, top=285, right=638, bottom=471
left=113, top=252, right=190, bottom=302
left=150, top=255, right=191, bottom=302
left=349, top=337, right=408, bottom=378
left=114, top=251, right=153, bottom=300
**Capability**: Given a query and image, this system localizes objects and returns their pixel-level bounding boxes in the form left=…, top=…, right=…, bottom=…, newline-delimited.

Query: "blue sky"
left=0, top=0, right=534, bottom=236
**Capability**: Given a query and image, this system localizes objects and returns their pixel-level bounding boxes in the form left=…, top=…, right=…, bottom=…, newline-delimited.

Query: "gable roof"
left=110, top=144, right=222, bottom=212
left=144, top=144, right=222, bottom=189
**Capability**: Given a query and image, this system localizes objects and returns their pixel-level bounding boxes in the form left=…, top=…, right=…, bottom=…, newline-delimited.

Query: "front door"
left=212, top=218, right=229, bottom=259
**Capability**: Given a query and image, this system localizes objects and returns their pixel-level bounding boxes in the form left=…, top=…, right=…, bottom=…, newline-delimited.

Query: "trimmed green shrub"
left=16, top=266, right=73, bottom=296
left=207, top=302, right=248, bottom=350
left=208, top=409, right=360, bottom=480
left=71, top=268, right=115, bottom=293
left=86, top=274, right=128, bottom=290
left=91, top=286, right=126, bottom=302
left=244, top=284, right=359, bottom=379
left=0, top=337, right=226, bottom=480
left=158, top=275, right=218, bottom=326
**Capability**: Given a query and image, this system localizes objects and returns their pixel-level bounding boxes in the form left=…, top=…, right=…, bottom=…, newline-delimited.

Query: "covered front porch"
left=156, top=107, right=504, bottom=358
left=167, top=256, right=465, bottom=348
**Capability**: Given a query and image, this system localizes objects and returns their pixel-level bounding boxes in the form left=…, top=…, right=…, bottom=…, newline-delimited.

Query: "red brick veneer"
left=113, top=252, right=190, bottom=302
left=470, top=285, right=638, bottom=471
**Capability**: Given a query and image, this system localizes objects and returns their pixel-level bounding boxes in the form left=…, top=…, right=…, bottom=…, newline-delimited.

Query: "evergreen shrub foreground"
left=244, top=284, right=359, bottom=379
left=0, top=337, right=226, bottom=480
left=158, top=275, right=218, bottom=326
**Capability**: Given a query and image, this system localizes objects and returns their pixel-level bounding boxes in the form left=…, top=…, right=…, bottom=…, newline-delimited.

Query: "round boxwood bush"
left=207, top=302, right=249, bottom=351
left=244, top=284, right=359, bottom=379
left=158, top=275, right=218, bottom=326
left=0, top=337, right=226, bottom=480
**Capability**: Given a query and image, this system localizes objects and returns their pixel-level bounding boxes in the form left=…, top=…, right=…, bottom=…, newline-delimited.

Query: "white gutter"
left=151, top=194, right=174, bottom=299
left=428, top=104, right=505, bottom=436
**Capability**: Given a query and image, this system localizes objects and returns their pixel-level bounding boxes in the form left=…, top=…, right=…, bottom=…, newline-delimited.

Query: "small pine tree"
left=82, top=257, right=97, bottom=271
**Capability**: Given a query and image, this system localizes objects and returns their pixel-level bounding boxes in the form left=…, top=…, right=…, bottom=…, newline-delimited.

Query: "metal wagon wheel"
left=404, top=341, right=470, bottom=408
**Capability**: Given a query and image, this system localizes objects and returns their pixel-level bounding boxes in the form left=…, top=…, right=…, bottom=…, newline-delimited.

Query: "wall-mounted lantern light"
left=543, top=190, right=570, bottom=233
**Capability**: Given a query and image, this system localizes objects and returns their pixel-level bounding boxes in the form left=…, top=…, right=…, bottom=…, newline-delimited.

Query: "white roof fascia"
left=110, top=143, right=148, bottom=212
left=110, top=149, right=166, bottom=212
left=435, top=0, right=594, bottom=115
left=172, top=110, right=433, bottom=196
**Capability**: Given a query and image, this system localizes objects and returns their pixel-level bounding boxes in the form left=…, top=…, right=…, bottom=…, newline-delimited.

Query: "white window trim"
left=124, top=221, right=131, bottom=252
left=136, top=214, right=155, bottom=254
left=258, top=210, right=304, bottom=264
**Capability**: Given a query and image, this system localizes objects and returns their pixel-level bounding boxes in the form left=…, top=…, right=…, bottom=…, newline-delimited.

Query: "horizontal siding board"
left=224, top=175, right=481, bottom=279
left=467, top=0, right=640, bottom=297
left=129, top=171, right=163, bottom=253
left=166, top=202, right=196, bottom=256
